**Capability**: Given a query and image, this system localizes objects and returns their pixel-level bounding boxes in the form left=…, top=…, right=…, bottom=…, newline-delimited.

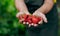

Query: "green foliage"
left=0, top=0, right=25, bottom=36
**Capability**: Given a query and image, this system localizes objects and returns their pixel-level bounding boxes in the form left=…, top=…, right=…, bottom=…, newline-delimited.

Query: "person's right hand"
left=16, top=11, right=30, bottom=23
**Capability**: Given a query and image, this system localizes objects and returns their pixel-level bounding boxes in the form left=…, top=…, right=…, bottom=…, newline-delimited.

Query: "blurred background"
left=0, top=0, right=60, bottom=36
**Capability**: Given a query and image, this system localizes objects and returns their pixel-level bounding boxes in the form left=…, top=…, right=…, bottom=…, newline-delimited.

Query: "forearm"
left=15, top=0, right=28, bottom=12
left=36, top=0, right=54, bottom=14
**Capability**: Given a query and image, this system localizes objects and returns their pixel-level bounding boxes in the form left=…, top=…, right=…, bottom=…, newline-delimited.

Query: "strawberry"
left=32, top=16, right=39, bottom=24
left=27, top=19, right=32, bottom=24
left=20, top=14, right=42, bottom=25
left=26, top=15, right=32, bottom=24
left=22, top=14, right=28, bottom=19
left=22, top=14, right=29, bottom=22
left=37, top=17, right=42, bottom=22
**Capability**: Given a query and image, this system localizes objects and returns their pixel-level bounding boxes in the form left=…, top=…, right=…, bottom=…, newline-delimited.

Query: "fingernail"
left=34, top=24, right=38, bottom=27
left=38, top=21, right=41, bottom=24
left=26, top=22, right=29, bottom=24
left=38, top=21, right=43, bottom=24
left=23, top=22, right=26, bottom=24
left=31, top=23, right=34, bottom=25
left=29, top=24, right=31, bottom=27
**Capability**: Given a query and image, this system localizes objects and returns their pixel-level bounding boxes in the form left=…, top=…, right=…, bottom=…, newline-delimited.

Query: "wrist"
left=35, top=10, right=46, bottom=14
left=34, top=11, right=46, bottom=17
left=20, top=10, right=30, bottom=15
left=35, top=10, right=45, bottom=14
left=20, top=10, right=28, bottom=12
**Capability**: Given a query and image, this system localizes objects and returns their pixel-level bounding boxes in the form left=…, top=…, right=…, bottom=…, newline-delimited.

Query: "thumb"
left=16, top=12, right=20, bottom=18
left=16, top=12, right=24, bottom=18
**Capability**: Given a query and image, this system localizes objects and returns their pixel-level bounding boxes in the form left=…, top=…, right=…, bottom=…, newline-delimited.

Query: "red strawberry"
left=37, top=17, right=42, bottom=21
left=26, top=15, right=32, bottom=24
left=22, top=14, right=28, bottom=19
left=27, top=15, right=31, bottom=19
left=32, top=16, right=39, bottom=24
left=27, top=19, right=32, bottom=24
left=22, top=14, right=29, bottom=22
left=23, top=15, right=32, bottom=22
left=19, top=16, right=23, bottom=19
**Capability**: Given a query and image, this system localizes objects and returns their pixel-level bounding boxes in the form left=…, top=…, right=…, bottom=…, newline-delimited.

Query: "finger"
left=38, top=20, right=43, bottom=24
left=28, top=24, right=32, bottom=27
left=19, top=19, right=24, bottom=23
left=41, top=15, right=48, bottom=23
left=26, top=22, right=29, bottom=25
left=33, top=24, right=38, bottom=27
left=19, top=15, right=23, bottom=19
left=38, top=21, right=43, bottom=24
left=16, top=12, right=24, bottom=18
left=23, top=22, right=26, bottom=24
left=19, top=20, right=22, bottom=23
left=31, top=23, right=34, bottom=26
left=16, top=12, right=21, bottom=18
left=16, top=14, right=23, bottom=19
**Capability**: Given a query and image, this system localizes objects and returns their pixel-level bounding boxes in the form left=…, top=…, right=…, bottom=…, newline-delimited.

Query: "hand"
left=32, top=11, right=48, bottom=27
left=16, top=11, right=30, bottom=23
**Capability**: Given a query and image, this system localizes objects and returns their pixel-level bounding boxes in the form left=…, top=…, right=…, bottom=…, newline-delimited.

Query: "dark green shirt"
left=24, top=0, right=44, bottom=6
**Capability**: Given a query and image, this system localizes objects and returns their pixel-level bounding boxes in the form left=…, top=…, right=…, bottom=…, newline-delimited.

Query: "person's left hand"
left=31, top=11, right=48, bottom=27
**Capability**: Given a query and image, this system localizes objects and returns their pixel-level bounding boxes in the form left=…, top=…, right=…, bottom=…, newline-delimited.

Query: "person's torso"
left=24, top=0, right=56, bottom=6
left=24, top=0, right=44, bottom=6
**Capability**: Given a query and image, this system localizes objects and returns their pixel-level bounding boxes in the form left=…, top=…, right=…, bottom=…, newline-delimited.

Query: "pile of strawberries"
left=19, top=14, right=43, bottom=27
